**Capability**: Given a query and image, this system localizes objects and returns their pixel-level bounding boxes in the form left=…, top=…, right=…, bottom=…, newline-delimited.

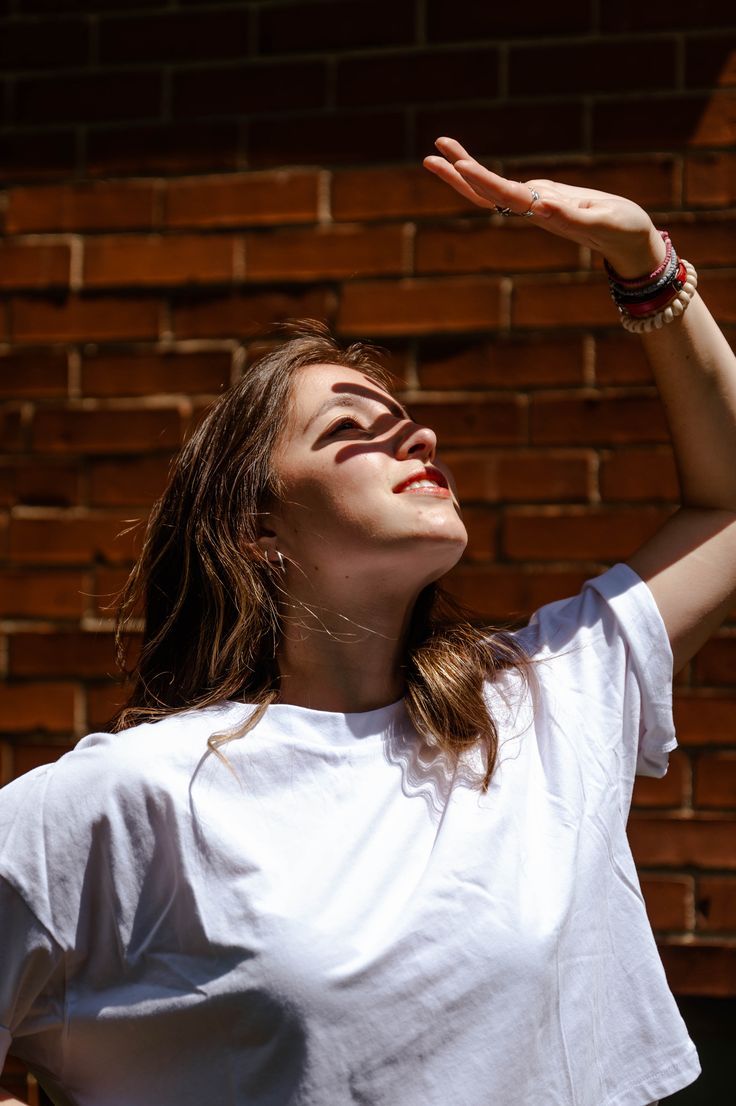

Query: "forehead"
left=290, top=362, right=398, bottom=424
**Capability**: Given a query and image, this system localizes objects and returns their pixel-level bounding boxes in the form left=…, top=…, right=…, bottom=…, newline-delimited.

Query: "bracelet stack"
left=605, top=230, right=698, bottom=334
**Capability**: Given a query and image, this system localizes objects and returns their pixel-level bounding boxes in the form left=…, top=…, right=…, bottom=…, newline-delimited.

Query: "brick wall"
left=1, top=0, right=735, bottom=1037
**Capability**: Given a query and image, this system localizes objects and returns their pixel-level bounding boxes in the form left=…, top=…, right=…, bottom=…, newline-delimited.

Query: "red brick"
left=685, top=33, right=736, bottom=89
left=21, top=0, right=161, bottom=11
left=594, top=92, right=736, bottom=152
left=417, top=335, right=586, bottom=390
left=674, top=695, right=736, bottom=746
left=504, top=157, right=677, bottom=211
left=81, top=350, right=231, bottom=397
left=83, top=234, right=236, bottom=289
left=249, top=111, right=406, bottom=169
left=0, top=351, right=68, bottom=396
left=0, top=569, right=86, bottom=618
left=14, top=70, right=162, bottom=125
left=332, top=166, right=473, bottom=222
left=443, top=564, right=588, bottom=622
left=172, top=288, right=332, bottom=340
left=11, top=742, right=75, bottom=780
left=91, top=566, right=138, bottom=619
left=427, top=0, right=590, bottom=39
left=0, top=16, right=89, bottom=70
left=165, top=171, right=320, bottom=229
left=336, top=48, right=500, bottom=108
left=408, top=399, right=524, bottom=447
left=629, top=815, right=736, bottom=869
left=338, top=277, right=502, bottom=337
left=595, top=334, right=654, bottom=385
left=99, top=7, right=251, bottom=64
left=632, top=755, right=689, bottom=808
left=694, top=635, right=736, bottom=686
left=602, top=1, right=736, bottom=32
left=599, top=448, right=679, bottom=502
left=31, top=406, right=181, bottom=455
left=86, top=682, right=134, bottom=732
left=530, top=393, right=669, bottom=446
left=0, top=129, right=76, bottom=183
left=10, top=296, right=161, bottom=343
left=0, top=461, right=79, bottom=508
left=415, top=222, right=579, bottom=275
left=86, top=121, right=239, bottom=177
left=0, top=406, right=24, bottom=450
left=640, top=876, right=692, bottom=932
left=514, top=275, right=613, bottom=327
left=173, top=61, right=326, bottom=119
left=658, top=943, right=736, bottom=998
left=694, top=270, right=736, bottom=324
left=0, top=683, right=75, bottom=733
left=666, top=215, right=736, bottom=266
left=445, top=449, right=590, bottom=502
left=258, top=0, right=416, bottom=53
left=245, top=224, right=406, bottom=281
left=696, top=876, right=736, bottom=933
left=510, top=39, right=677, bottom=96
left=503, top=506, right=670, bottom=561
left=0, top=242, right=70, bottom=289
left=684, top=152, right=736, bottom=208
left=694, top=753, right=736, bottom=809
left=6, top=181, right=157, bottom=233
left=8, top=514, right=140, bottom=565
left=9, top=631, right=135, bottom=679
left=416, top=103, right=585, bottom=161
left=461, top=506, right=499, bottom=562
left=88, top=456, right=173, bottom=507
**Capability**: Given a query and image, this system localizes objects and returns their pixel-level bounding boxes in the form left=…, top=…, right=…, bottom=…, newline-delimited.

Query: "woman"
left=1, top=136, right=735, bottom=1106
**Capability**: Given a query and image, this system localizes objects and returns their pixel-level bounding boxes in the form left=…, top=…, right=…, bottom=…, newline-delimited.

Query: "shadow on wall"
left=661, top=997, right=736, bottom=1104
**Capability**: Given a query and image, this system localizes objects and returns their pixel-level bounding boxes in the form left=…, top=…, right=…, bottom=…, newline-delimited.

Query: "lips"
left=392, top=465, right=449, bottom=494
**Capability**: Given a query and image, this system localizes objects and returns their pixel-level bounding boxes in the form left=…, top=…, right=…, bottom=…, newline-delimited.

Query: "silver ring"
left=495, top=187, right=540, bottom=218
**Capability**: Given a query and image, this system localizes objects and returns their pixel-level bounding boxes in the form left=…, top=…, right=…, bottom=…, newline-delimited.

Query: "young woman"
left=1, top=136, right=735, bottom=1106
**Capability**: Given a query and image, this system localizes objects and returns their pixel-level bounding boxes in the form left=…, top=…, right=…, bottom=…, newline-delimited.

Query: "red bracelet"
left=621, top=260, right=688, bottom=318
left=604, top=230, right=672, bottom=289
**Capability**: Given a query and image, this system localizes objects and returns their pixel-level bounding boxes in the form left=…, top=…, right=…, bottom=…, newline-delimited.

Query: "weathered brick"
left=593, top=92, right=736, bottom=152
left=0, top=683, right=76, bottom=733
left=685, top=33, right=736, bottom=89
left=249, top=111, right=406, bottom=168
left=165, top=171, right=320, bottom=229
left=88, top=456, right=172, bottom=507
left=684, top=152, right=736, bottom=208
left=332, top=166, right=472, bottom=222
left=171, top=288, right=332, bottom=339
left=0, top=16, right=89, bottom=71
left=674, top=695, right=736, bottom=746
left=504, top=157, right=677, bottom=211
left=461, top=506, right=499, bottom=562
left=9, top=513, right=140, bottom=565
left=0, top=406, right=24, bottom=450
left=258, top=0, right=416, bottom=53
left=602, top=1, right=736, bottom=32
left=530, top=393, right=669, bottom=446
left=10, top=297, right=161, bottom=343
left=632, top=755, right=689, bottom=808
left=9, top=631, right=136, bottom=679
left=415, top=222, right=579, bottom=275
left=510, top=39, right=677, bottom=96
left=245, top=224, right=406, bottom=281
left=694, top=635, right=736, bottom=686
left=667, top=215, right=736, bottom=266
left=503, top=506, right=670, bottom=561
left=694, top=270, right=736, bottom=324
left=0, top=351, right=68, bottom=396
left=32, top=406, right=181, bottom=455
left=444, top=449, right=590, bottom=502
left=415, top=103, right=585, bottom=161
left=658, top=943, right=736, bottom=998
left=173, top=61, right=326, bottom=119
left=696, top=876, right=736, bottom=933
left=0, top=129, right=76, bottom=183
left=694, top=753, right=736, bottom=809
left=0, top=569, right=86, bottom=618
left=443, top=564, right=589, bottom=622
left=99, top=7, right=251, bottom=64
left=338, top=277, right=502, bottom=337
left=417, top=335, right=586, bottom=390
left=0, top=242, right=70, bottom=290
left=595, top=334, right=654, bottom=385
left=6, top=181, right=157, bottom=234
left=14, top=70, right=162, bottom=126
left=81, top=350, right=231, bottom=397
left=599, top=448, right=679, bottom=502
left=11, top=742, right=75, bottom=780
left=427, top=0, right=591, bottom=39
left=83, top=234, right=236, bottom=289
left=336, top=48, right=500, bottom=108
left=640, top=876, right=693, bottom=932
left=408, top=399, right=524, bottom=446
left=513, top=275, right=613, bottom=327
left=86, top=121, right=239, bottom=177
left=629, top=815, right=736, bottom=869
left=0, top=461, right=79, bottom=508
left=86, top=681, right=134, bottom=732
left=91, top=566, right=138, bottom=619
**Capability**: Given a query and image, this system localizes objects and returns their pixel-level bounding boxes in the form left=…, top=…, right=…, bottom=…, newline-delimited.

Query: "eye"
left=327, top=416, right=364, bottom=435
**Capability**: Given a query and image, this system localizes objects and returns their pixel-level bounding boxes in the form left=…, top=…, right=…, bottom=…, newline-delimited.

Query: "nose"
left=395, top=419, right=437, bottom=462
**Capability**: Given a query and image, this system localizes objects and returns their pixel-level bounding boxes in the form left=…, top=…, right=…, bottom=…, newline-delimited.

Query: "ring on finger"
left=495, top=186, right=540, bottom=218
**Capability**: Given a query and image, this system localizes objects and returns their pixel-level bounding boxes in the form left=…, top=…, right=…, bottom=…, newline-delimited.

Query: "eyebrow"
left=305, top=392, right=410, bottom=431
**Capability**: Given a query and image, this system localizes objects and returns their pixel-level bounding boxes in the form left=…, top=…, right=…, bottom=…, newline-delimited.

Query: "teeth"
left=404, top=479, right=439, bottom=491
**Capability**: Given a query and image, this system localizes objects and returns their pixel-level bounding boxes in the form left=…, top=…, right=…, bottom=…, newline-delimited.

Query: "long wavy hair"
left=111, top=319, right=530, bottom=791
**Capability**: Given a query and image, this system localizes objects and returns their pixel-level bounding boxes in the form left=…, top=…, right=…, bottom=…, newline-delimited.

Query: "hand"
left=423, top=136, right=666, bottom=278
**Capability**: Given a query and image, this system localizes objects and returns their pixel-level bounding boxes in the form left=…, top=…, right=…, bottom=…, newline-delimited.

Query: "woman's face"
left=263, top=363, right=467, bottom=592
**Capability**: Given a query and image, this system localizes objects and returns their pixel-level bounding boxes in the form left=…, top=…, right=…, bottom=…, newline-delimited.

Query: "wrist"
left=603, top=225, right=667, bottom=280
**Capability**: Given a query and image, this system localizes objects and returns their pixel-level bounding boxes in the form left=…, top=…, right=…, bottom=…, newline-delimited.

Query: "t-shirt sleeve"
left=516, top=562, right=677, bottom=809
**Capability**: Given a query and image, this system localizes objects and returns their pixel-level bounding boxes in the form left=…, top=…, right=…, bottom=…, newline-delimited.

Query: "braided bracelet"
left=617, top=260, right=698, bottom=333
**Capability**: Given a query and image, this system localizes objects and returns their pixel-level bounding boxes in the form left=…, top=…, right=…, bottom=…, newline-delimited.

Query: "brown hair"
left=111, top=319, right=530, bottom=791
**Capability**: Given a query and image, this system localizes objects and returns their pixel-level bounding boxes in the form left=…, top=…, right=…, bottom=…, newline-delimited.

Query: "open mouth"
left=392, top=466, right=451, bottom=496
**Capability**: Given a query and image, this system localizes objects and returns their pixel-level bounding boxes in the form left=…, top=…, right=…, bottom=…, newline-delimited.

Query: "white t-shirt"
left=0, top=563, right=700, bottom=1106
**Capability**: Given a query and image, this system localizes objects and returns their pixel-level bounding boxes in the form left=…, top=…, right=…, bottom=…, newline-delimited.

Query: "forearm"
left=0, top=1089, right=28, bottom=1104
left=639, top=291, right=736, bottom=510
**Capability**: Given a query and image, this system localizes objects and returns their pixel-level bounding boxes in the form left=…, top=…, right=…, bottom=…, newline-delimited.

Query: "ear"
left=254, top=512, right=280, bottom=564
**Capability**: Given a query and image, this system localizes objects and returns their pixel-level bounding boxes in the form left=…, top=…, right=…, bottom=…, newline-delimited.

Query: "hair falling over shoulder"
left=111, top=318, right=532, bottom=792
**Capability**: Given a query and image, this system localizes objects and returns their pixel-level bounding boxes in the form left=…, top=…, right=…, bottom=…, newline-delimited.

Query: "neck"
left=275, top=577, right=424, bottom=714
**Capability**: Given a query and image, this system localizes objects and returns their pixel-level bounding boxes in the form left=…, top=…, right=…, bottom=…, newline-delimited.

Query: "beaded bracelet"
left=606, top=229, right=698, bottom=333
left=610, top=251, right=680, bottom=305
left=617, top=260, right=698, bottom=334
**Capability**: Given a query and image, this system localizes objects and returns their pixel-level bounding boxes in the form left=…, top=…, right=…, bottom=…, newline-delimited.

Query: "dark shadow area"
left=662, top=996, right=736, bottom=1103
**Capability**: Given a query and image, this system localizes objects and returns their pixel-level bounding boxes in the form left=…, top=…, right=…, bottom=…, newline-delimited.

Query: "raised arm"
left=424, top=137, right=736, bottom=673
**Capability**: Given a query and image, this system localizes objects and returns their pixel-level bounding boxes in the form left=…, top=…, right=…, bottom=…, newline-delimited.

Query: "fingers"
left=422, top=154, right=497, bottom=209
left=426, top=136, right=540, bottom=215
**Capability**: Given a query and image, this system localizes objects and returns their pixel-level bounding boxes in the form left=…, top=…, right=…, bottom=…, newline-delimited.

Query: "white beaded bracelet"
left=618, top=260, right=698, bottom=334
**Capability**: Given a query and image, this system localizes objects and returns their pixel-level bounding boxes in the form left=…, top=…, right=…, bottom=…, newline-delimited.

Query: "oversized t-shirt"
left=0, top=563, right=701, bottom=1106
